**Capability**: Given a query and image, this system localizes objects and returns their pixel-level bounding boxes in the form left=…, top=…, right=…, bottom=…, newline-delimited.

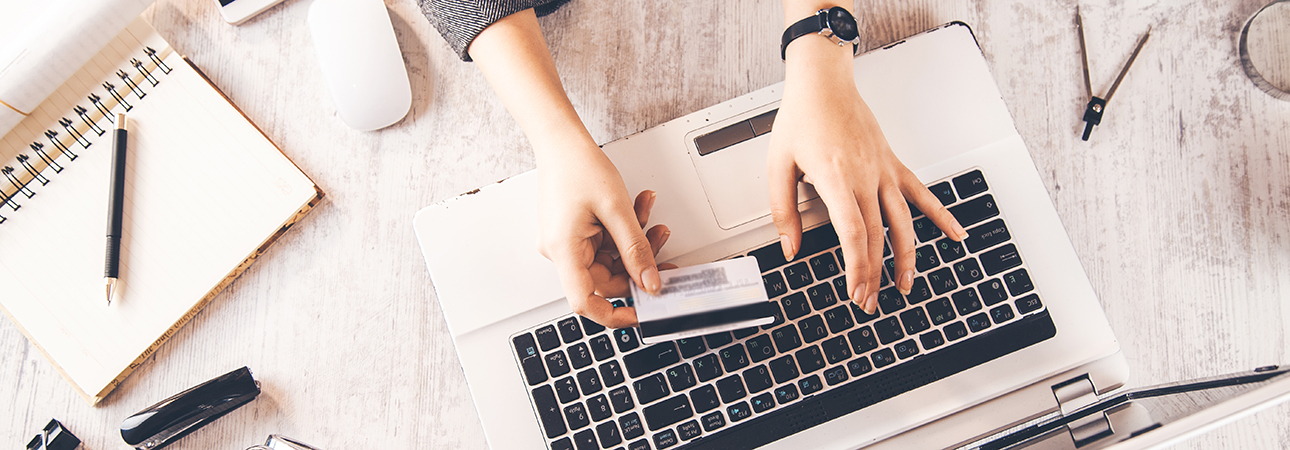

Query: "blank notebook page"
left=0, top=17, right=319, bottom=402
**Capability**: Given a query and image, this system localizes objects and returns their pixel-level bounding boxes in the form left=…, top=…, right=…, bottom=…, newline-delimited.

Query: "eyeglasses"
left=245, top=435, right=321, bottom=450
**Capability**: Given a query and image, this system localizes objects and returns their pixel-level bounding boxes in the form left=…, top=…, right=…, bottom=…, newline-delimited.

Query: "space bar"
left=677, top=310, right=1058, bottom=449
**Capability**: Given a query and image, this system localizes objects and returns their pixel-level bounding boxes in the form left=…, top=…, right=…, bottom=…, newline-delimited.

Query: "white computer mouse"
left=308, top=0, right=412, bottom=131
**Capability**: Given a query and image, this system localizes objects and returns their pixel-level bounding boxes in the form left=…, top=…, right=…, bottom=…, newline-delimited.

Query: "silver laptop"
left=413, top=22, right=1290, bottom=450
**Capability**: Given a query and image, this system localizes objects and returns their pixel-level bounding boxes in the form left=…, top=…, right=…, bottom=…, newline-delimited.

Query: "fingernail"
left=898, top=270, right=913, bottom=295
left=864, top=291, right=879, bottom=315
left=642, top=266, right=662, bottom=293
left=648, top=190, right=658, bottom=207
left=779, top=234, right=795, bottom=260
left=851, top=282, right=868, bottom=304
left=952, top=219, right=968, bottom=240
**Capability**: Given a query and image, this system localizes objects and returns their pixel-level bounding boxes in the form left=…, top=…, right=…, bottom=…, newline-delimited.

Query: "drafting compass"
left=1076, top=8, right=1151, bottom=141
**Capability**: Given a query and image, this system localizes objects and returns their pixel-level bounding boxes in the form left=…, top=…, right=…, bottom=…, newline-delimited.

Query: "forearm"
left=781, top=1, right=856, bottom=92
left=468, top=9, right=600, bottom=166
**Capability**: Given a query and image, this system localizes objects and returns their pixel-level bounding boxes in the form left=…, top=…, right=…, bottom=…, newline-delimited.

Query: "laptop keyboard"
left=511, top=169, right=1057, bottom=450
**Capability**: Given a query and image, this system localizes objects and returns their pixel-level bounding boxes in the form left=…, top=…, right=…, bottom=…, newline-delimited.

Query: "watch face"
left=826, top=7, right=860, bottom=41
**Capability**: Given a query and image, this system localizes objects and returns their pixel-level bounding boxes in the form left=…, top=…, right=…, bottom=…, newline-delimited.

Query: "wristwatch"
left=780, top=6, right=861, bottom=60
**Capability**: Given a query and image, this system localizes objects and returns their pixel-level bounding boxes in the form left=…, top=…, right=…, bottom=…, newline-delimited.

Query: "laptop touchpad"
left=686, top=108, right=817, bottom=230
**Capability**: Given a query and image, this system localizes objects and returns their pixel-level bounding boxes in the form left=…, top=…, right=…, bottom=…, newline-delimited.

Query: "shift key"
left=949, top=194, right=999, bottom=228
left=625, top=343, right=681, bottom=378
left=644, top=395, right=694, bottom=431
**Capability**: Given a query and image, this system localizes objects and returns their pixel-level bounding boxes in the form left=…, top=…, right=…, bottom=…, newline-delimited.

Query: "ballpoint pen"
left=1076, top=7, right=1151, bottom=141
left=105, top=113, right=127, bottom=305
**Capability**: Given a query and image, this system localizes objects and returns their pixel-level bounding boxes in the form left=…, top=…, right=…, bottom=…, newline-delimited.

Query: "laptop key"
left=944, top=322, right=969, bottom=341
left=847, top=356, right=873, bottom=377
left=564, top=403, right=590, bottom=430
left=547, top=351, right=572, bottom=377
left=824, top=366, right=849, bottom=386
left=675, top=337, right=706, bottom=359
left=761, top=302, right=787, bottom=330
left=748, top=242, right=790, bottom=273
left=952, top=170, right=989, bottom=198
left=555, top=376, right=580, bottom=403
left=966, top=312, right=992, bottom=332
left=775, top=383, right=800, bottom=404
left=704, top=331, right=734, bottom=349
left=609, top=386, right=634, bottom=413
left=980, top=243, right=1022, bottom=276
left=798, top=374, right=824, bottom=395
left=1004, top=269, right=1034, bottom=296
left=518, top=355, right=547, bottom=386
left=915, top=245, right=940, bottom=272
left=952, top=289, right=983, bottom=316
left=894, top=339, right=920, bottom=360
left=926, top=297, right=957, bottom=325
left=580, top=316, right=606, bottom=335
left=628, top=439, right=649, bottom=450
left=953, top=258, right=985, bottom=285
left=535, top=326, right=561, bottom=351
left=569, top=343, right=592, bottom=369
left=810, top=252, right=841, bottom=280
left=666, top=364, right=696, bottom=392
left=800, top=223, right=842, bottom=259
left=949, top=194, right=999, bottom=228
left=746, top=334, right=777, bottom=363
left=763, top=272, right=788, bottom=298
left=979, top=278, right=1009, bottom=306
left=900, top=308, right=931, bottom=335
left=677, top=419, right=702, bottom=441
left=624, top=342, right=680, bottom=378
left=1016, top=294, right=1044, bottom=314
left=751, top=392, right=776, bottom=413
left=784, top=262, right=814, bottom=290
left=690, top=384, right=720, bottom=413
left=781, top=292, right=811, bottom=321
left=597, top=420, right=623, bottom=448
left=913, top=216, right=944, bottom=242
left=587, top=394, right=611, bottom=422
left=572, top=428, right=597, bottom=450
left=850, top=302, right=880, bottom=324
left=874, top=316, right=905, bottom=345
left=871, top=348, right=896, bottom=368
left=532, top=385, right=567, bottom=438
left=991, top=304, right=1016, bottom=324
left=744, top=365, right=774, bottom=393
left=634, top=373, right=670, bottom=405
left=701, top=411, right=726, bottom=431
left=795, top=345, right=826, bottom=374
left=733, top=326, right=759, bottom=340
left=727, top=401, right=753, bottom=422
left=847, top=326, right=879, bottom=354
left=588, top=335, right=615, bottom=361
left=877, top=287, right=906, bottom=315
left=652, top=429, right=679, bottom=449
left=552, top=438, right=573, bottom=450
left=930, top=181, right=956, bottom=205
left=936, top=238, right=967, bottom=263
left=807, top=282, right=838, bottom=310
left=620, top=413, right=645, bottom=440
left=906, top=277, right=934, bottom=304
left=559, top=317, right=583, bottom=343
left=614, top=328, right=640, bottom=353
left=644, top=394, right=694, bottom=431
left=577, top=369, right=603, bottom=395
left=719, top=343, right=750, bottom=372
left=927, top=267, right=959, bottom=295
left=693, top=354, right=722, bottom=382
left=920, top=330, right=945, bottom=350
left=599, top=360, right=625, bottom=387
left=824, top=305, right=855, bottom=334
left=799, top=315, right=828, bottom=343
left=832, top=275, right=850, bottom=303
left=771, top=324, right=803, bottom=352
left=965, top=219, right=1010, bottom=253
left=717, top=375, right=747, bottom=403
left=769, top=355, right=800, bottom=384
left=821, top=335, right=852, bottom=364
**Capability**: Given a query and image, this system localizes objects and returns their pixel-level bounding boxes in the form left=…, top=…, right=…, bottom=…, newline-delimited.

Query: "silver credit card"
left=631, top=257, right=774, bottom=344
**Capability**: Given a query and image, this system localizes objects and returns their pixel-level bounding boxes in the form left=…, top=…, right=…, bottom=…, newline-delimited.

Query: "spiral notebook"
left=0, top=16, right=323, bottom=405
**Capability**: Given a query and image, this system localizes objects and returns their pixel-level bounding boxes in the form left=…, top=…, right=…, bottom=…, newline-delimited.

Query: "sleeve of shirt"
left=416, top=0, right=572, bottom=62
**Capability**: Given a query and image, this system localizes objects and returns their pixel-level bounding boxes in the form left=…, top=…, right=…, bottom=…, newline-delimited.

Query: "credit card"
left=631, top=257, right=775, bottom=345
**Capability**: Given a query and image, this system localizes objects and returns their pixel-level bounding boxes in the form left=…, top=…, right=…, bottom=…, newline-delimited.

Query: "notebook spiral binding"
left=1, top=46, right=171, bottom=225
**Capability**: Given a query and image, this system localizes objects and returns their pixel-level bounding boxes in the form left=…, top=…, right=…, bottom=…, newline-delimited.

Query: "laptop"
left=413, top=22, right=1290, bottom=450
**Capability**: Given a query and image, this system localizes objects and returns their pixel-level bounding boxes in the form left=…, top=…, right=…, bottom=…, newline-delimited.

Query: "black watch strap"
left=780, top=8, right=859, bottom=60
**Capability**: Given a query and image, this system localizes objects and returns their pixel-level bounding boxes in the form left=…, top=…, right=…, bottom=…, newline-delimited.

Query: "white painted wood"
left=2, top=0, right=1286, bottom=448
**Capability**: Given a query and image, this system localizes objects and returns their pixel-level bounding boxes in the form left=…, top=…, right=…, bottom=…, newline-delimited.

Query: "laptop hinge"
left=1051, top=375, right=1112, bottom=447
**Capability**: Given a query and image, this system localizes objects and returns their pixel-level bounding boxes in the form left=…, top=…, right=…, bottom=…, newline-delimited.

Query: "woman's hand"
left=770, top=7, right=966, bottom=315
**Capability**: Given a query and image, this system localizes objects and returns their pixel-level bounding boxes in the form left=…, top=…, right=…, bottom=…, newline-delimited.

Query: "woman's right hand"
left=537, top=148, right=668, bottom=328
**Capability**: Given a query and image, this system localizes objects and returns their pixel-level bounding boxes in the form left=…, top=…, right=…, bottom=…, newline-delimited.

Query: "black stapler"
left=120, top=366, right=261, bottom=450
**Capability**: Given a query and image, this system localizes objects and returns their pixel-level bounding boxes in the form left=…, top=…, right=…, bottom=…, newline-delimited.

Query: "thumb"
left=769, top=158, right=803, bottom=261
left=601, top=201, right=662, bottom=294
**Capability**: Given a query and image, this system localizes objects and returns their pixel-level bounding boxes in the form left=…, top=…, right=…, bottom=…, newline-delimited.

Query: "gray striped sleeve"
left=416, top=0, right=571, bottom=62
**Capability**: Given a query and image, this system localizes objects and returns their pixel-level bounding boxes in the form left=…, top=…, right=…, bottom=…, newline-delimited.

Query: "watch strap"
left=781, top=12, right=827, bottom=60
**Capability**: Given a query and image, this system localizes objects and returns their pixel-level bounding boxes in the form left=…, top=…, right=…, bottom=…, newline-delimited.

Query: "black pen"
left=105, top=113, right=127, bottom=305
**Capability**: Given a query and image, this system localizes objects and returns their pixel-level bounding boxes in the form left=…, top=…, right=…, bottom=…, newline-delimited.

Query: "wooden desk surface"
left=3, top=0, right=1287, bottom=448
